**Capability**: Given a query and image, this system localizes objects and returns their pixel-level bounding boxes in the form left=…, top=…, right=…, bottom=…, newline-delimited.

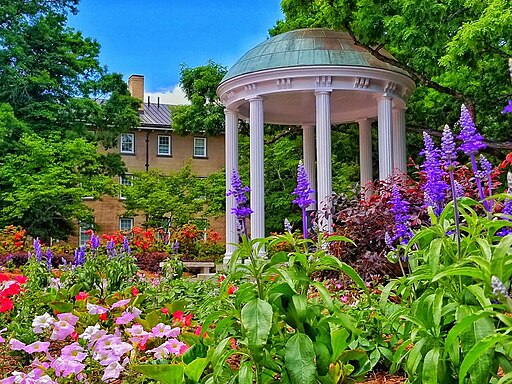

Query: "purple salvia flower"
left=480, top=154, right=494, bottom=206
left=421, top=132, right=448, bottom=216
left=384, top=232, right=396, bottom=251
left=45, top=247, right=53, bottom=271
left=457, top=104, right=486, bottom=155
left=284, top=218, right=292, bottom=234
left=227, top=169, right=253, bottom=237
left=122, top=237, right=131, bottom=254
left=73, top=246, right=86, bottom=266
left=454, top=181, right=464, bottom=198
left=498, top=199, right=512, bottom=236
left=90, top=232, right=100, bottom=252
left=171, top=240, right=179, bottom=253
left=389, top=185, right=413, bottom=245
left=292, top=161, right=316, bottom=239
left=503, top=100, right=512, bottom=114
left=441, top=125, right=456, bottom=167
left=106, top=239, right=117, bottom=258
left=33, top=238, right=43, bottom=263
left=457, top=104, right=489, bottom=211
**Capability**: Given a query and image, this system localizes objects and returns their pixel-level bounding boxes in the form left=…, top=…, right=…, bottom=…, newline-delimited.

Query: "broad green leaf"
left=48, top=301, right=74, bottom=314
left=432, top=267, right=484, bottom=282
left=291, top=294, right=308, bottom=323
left=132, top=364, right=184, bottom=384
left=492, top=235, right=512, bottom=281
left=285, top=333, right=316, bottom=384
left=184, top=358, right=209, bottom=383
left=406, top=337, right=427, bottom=375
left=241, top=298, right=273, bottom=347
left=314, top=340, right=331, bottom=376
left=422, top=347, right=440, bottom=384
left=311, top=281, right=334, bottom=311
left=331, top=328, right=350, bottom=360
left=337, top=260, right=368, bottom=292
left=238, top=361, right=254, bottom=384
left=428, top=238, right=443, bottom=274
left=433, top=288, right=444, bottom=331
left=459, top=334, right=509, bottom=384
left=445, top=311, right=494, bottom=365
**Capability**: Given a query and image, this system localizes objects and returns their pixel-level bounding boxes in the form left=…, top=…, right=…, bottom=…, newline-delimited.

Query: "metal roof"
left=139, top=102, right=172, bottom=128
left=223, top=28, right=406, bottom=81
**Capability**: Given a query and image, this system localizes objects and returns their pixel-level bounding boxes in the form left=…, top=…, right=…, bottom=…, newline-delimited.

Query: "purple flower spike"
left=421, top=132, right=448, bottom=216
left=498, top=199, right=512, bottom=236
left=90, top=232, right=100, bottom=252
left=458, top=104, right=486, bottom=155
left=33, top=238, right=43, bottom=263
left=389, top=185, right=413, bottom=245
left=45, top=247, right=53, bottom=271
left=73, top=246, right=86, bottom=266
left=122, top=237, right=131, bottom=254
left=106, top=239, right=117, bottom=258
left=503, top=100, right=512, bottom=114
left=292, top=161, right=316, bottom=238
left=171, top=240, right=179, bottom=253
left=441, top=125, right=456, bottom=167
left=227, top=169, right=253, bottom=237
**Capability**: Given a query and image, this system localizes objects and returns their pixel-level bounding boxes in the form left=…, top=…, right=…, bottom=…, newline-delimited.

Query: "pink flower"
left=147, top=344, right=170, bottom=359
left=0, top=328, right=6, bottom=343
left=57, top=313, right=79, bottom=326
left=151, top=323, right=180, bottom=338
left=61, top=343, right=87, bottom=362
left=86, top=303, right=108, bottom=315
left=9, top=338, right=26, bottom=351
left=115, top=311, right=135, bottom=325
left=23, top=341, right=50, bottom=354
left=340, top=295, right=349, bottom=304
left=111, top=298, right=131, bottom=309
left=102, top=362, right=124, bottom=381
left=50, top=320, right=75, bottom=341
left=52, top=357, right=85, bottom=377
left=164, top=338, right=187, bottom=355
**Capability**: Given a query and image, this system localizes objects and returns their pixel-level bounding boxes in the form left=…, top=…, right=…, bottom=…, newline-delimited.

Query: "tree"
left=122, top=164, right=224, bottom=230
left=0, top=0, right=140, bottom=240
left=170, top=61, right=227, bottom=136
left=271, top=0, right=512, bottom=142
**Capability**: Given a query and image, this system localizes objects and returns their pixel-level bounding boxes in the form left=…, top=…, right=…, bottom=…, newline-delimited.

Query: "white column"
left=393, top=106, right=407, bottom=175
left=224, top=108, right=239, bottom=264
left=377, top=95, right=393, bottom=180
left=315, top=91, right=332, bottom=233
left=358, top=119, right=373, bottom=198
left=249, top=97, right=265, bottom=240
left=302, top=124, right=316, bottom=210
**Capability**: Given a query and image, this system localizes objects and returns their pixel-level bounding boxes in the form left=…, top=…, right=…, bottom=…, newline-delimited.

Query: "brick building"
left=74, top=75, right=225, bottom=246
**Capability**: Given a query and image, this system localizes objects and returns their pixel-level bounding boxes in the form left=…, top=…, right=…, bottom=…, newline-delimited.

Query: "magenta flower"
left=164, top=338, right=187, bottom=355
left=23, top=341, right=50, bottom=354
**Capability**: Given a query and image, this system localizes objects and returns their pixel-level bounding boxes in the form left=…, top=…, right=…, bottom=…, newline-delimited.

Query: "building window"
left=157, top=135, right=171, bottom=156
left=119, top=217, right=134, bottom=232
left=119, top=174, right=134, bottom=200
left=193, top=137, right=207, bottom=158
left=79, top=222, right=94, bottom=247
left=120, top=133, right=135, bottom=154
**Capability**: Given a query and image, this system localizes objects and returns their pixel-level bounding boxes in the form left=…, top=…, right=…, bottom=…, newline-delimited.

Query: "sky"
left=69, top=1, right=284, bottom=104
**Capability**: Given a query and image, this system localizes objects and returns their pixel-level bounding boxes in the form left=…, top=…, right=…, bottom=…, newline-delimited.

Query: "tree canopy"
left=271, top=0, right=512, bottom=142
left=0, top=0, right=140, bottom=241
left=170, top=61, right=227, bottom=136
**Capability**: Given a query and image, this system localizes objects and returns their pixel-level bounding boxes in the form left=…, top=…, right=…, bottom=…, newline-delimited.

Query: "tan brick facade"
left=69, top=75, right=226, bottom=246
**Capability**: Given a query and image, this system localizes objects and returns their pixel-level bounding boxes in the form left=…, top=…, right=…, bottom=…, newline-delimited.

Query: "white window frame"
left=120, top=133, right=135, bottom=154
left=79, top=222, right=94, bottom=247
left=157, top=135, right=172, bottom=156
left=119, top=217, right=134, bottom=232
left=193, top=137, right=207, bottom=158
left=119, top=174, right=134, bottom=200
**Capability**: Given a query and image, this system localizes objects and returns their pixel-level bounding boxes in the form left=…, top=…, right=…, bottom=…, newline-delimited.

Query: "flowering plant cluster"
left=0, top=285, right=197, bottom=383
left=0, top=274, right=27, bottom=313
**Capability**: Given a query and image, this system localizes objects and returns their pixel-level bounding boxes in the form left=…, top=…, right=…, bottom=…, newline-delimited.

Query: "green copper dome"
left=223, top=28, right=404, bottom=81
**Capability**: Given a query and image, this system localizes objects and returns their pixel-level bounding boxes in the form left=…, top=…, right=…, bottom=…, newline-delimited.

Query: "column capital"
left=375, top=93, right=393, bottom=101
left=314, top=90, right=332, bottom=96
left=248, top=95, right=264, bottom=103
left=224, top=107, right=239, bottom=114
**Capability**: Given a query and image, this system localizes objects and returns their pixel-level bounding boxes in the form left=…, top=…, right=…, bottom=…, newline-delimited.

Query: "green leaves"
left=132, top=364, right=184, bottom=384
left=241, top=298, right=273, bottom=350
left=285, top=333, right=317, bottom=384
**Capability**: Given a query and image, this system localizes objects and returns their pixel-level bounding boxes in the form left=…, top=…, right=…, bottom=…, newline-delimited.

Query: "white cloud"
left=145, top=85, right=190, bottom=106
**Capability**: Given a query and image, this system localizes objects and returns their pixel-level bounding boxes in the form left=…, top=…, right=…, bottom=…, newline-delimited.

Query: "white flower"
left=79, top=324, right=101, bottom=340
left=32, top=313, right=55, bottom=334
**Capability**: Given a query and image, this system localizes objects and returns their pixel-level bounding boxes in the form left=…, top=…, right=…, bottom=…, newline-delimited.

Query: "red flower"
left=131, top=286, right=139, bottom=296
left=218, top=275, right=226, bottom=283
left=0, top=274, right=9, bottom=282
left=161, top=307, right=169, bottom=315
left=54, top=310, right=59, bottom=315
left=139, top=342, right=146, bottom=351
left=173, top=310, right=184, bottom=322
left=3, top=283, right=20, bottom=296
left=227, top=285, right=238, bottom=295
left=184, top=313, right=193, bottom=326
left=75, top=292, right=89, bottom=301
left=99, top=312, right=108, bottom=321
left=229, top=338, right=237, bottom=350
left=13, top=275, right=28, bottom=284
left=71, top=331, right=79, bottom=341
left=0, top=297, right=13, bottom=312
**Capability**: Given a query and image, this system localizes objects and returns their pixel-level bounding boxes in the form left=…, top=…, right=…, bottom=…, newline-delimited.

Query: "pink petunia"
left=23, top=341, right=50, bottom=354
left=111, top=299, right=131, bottom=309
left=115, top=311, right=135, bottom=325
left=57, top=313, right=79, bottom=326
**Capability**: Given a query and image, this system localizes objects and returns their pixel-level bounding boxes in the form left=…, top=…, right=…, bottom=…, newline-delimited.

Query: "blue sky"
left=69, top=1, right=284, bottom=103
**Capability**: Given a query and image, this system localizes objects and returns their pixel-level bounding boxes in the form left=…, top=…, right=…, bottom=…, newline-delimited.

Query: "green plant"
left=382, top=198, right=512, bottom=383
